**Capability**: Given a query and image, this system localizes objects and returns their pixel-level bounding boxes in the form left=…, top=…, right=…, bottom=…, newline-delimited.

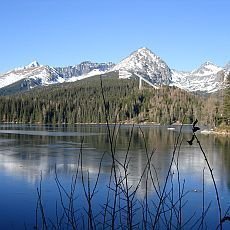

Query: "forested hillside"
left=0, top=74, right=224, bottom=126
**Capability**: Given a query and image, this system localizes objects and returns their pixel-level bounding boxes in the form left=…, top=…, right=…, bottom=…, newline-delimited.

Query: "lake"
left=0, top=124, right=229, bottom=229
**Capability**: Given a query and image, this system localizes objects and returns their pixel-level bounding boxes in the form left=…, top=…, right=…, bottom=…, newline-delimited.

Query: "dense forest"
left=223, top=73, right=230, bottom=126
left=0, top=74, right=227, bottom=126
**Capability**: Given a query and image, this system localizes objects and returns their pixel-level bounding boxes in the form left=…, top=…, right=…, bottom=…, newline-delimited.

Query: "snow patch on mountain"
left=55, top=61, right=114, bottom=80
left=28, top=66, right=65, bottom=85
left=0, top=72, right=26, bottom=89
left=171, top=69, right=224, bottom=93
left=67, top=69, right=106, bottom=82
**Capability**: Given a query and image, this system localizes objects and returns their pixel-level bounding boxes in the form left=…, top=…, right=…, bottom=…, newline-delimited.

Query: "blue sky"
left=0, top=0, right=229, bottom=73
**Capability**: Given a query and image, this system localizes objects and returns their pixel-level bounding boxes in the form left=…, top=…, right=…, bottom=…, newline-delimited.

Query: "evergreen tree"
left=223, top=73, right=230, bottom=125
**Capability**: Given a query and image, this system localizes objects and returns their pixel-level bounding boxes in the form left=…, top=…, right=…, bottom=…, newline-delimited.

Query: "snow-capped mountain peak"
left=13, top=60, right=41, bottom=72
left=112, top=47, right=172, bottom=85
left=119, top=47, right=160, bottom=67
left=191, top=61, right=222, bottom=76
left=26, top=60, right=40, bottom=69
left=133, top=47, right=158, bottom=57
left=171, top=61, right=225, bottom=93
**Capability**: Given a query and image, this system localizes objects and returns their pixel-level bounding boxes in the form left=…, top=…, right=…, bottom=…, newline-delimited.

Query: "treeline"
left=0, top=75, right=224, bottom=126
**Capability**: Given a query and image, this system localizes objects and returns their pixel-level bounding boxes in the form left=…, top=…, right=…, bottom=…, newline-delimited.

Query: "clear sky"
left=0, top=0, right=229, bottom=73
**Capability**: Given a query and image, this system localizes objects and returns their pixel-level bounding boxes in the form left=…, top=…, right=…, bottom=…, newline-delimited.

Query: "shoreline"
left=1, top=122, right=229, bottom=135
left=201, top=130, right=230, bottom=136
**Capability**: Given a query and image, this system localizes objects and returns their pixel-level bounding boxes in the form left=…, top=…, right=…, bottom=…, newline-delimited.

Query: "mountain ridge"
left=0, top=47, right=229, bottom=94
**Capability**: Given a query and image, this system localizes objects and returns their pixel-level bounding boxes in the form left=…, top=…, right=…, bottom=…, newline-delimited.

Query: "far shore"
left=201, top=129, right=230, bottom=136
left=0, top=121, right=229, bottom=135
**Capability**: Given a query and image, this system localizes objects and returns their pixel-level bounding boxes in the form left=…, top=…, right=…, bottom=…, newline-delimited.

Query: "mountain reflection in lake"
left=0, top=124, right=229, bottom=229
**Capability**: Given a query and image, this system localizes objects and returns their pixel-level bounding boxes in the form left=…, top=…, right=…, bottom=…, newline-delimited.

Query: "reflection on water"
left=0, top=124, right=229, bottom=228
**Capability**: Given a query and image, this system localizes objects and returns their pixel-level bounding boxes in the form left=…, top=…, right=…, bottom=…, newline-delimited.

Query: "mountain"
left=112, top=48, right=230, bottom=93
left=0, top=48, right=229, bottom=95
left=55, top=61, right=114, bottom=80
left=112, top=47, right=172, bottom=85
left=111, top=48, right=229, bottom=93
left=191, top=61, right=222, bottom=76
left=0, top=62, right=64, bottom=90
left=171, top=62, right=226, bottom=93
left=0, top=61, right=114, bottom=94
left=111, top=49, right=229, bottom=93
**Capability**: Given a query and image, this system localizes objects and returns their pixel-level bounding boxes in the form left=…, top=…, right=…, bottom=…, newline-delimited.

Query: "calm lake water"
left=0, top=124, right=229, bottom=229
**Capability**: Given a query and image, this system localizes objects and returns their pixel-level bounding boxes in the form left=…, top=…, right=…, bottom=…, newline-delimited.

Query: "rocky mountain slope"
left=171, top=62, right=227, bottom=93
left=55, top=61, right=114, bottom=81
left=0, top=61, right=63, bottom=89
left=112, top=47, right=172, bottom=85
